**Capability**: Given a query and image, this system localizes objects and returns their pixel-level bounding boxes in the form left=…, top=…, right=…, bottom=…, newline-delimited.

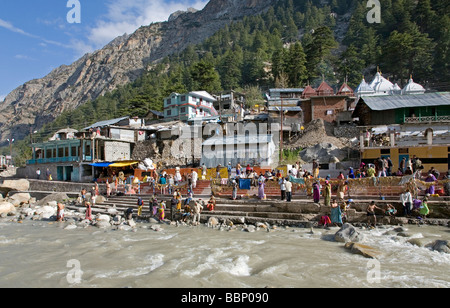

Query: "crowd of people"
left=69, top=157, right=449, bottom=228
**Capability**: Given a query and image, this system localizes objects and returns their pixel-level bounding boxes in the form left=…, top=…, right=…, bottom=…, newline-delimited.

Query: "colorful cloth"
left=239, top=179, right=251, bottom=190
left=289, top=176, right=305, bottom=185
left=330, top=205, right=342, bottom=224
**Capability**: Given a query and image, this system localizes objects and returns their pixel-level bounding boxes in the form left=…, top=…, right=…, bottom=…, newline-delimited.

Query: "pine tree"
left=190, top=60, right=222, bottom=94
left=415, top=0, right=435, bottom=33
left=286, top=42, right=308, bottom=87
left=304, top=26, right=338, bottom=82
left=337, top=45, right=366, bottom=88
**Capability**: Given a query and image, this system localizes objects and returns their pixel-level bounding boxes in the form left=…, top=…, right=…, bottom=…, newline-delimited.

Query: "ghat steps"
left=66, top=193, right=450, bottom=227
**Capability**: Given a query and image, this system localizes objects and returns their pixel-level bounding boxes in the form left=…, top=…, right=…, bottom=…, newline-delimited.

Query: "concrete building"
left=163, top=91, right=219, bottom=121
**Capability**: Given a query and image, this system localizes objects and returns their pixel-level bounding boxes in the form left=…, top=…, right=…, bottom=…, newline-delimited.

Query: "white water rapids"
left=0, top=220, right=449, bottom=288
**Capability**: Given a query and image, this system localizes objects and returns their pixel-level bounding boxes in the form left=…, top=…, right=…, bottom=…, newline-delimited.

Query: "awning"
left=90, top=162, right=113, bottom=167
left=109, top=161, right=140, bottom=168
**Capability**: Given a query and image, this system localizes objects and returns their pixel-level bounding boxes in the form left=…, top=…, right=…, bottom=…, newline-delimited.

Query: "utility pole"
left=7, top=138, right=14, bottom=166
left=280, top=96, right=284, bottom=163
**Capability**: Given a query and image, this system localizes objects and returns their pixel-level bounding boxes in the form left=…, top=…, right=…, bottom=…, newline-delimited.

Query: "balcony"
left=404, top=115, right=450, bottom=123
left=27, top=157, right=80, bottom=165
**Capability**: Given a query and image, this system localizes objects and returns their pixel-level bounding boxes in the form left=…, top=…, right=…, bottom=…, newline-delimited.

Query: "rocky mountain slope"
left=0, top=0, right=277, bottom=144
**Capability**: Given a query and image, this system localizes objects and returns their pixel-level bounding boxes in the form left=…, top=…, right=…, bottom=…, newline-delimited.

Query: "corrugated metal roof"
left=268, top=107, right=302, bottom=112
left=360, top=92, right=450, bottom=111
left=83, top=116, right=130, bottom=130
left=202, top=134, right=274, bottom=146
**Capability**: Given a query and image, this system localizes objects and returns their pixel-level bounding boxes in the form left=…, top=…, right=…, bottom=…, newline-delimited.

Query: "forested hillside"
left=7, top=0, right=450, bottom=165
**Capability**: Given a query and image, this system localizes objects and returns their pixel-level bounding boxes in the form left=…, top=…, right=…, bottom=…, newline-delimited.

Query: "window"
left=180, top=107, right=186, bottom=113
left=399, top=148, right=409, bottom=154
left=167, top=110, right=172, bottom=116
left=181, top=96, right=186, bottom=102
left=166, top=98, right=171, bottom=105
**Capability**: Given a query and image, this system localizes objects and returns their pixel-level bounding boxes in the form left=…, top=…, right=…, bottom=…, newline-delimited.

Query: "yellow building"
left=361, top=145, right=450, bottom=174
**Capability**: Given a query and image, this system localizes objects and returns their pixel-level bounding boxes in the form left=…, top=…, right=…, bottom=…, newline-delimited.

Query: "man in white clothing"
left=191, top=169, right=198, bottom=189
left=400, top=189, right=412, bottom=217
left=191, top=199, right=203, bottom=225
left=285, top=178, right=293, bottom=202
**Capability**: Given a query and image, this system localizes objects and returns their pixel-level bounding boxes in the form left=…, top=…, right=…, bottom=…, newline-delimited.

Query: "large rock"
left=1, top=179, right=30, bottom=192
left=35, top=205, right=56, bottom=219
left=95, top=195, right=107, bottom=204
left=207, top=217, right=219, bottom=227
left=428, top=240, right=450, bottom=253
left=37, top=193, right=69, bottom=206
left=344, top=242, right=383, bottom=259
left=407, top=238, right=431, bottom=247
left=9, top=193, right=32, bottom=205
left=300, top=142, right=347, bottom=163
left=95, top=220, right=111, bottom=229
left=0, top=201, right=16, bottom=215
left=0, top=0, right=276, bottom=143
left=334, top=223, right=365, bottom=243
left=96, top=214, right=111, bottom=222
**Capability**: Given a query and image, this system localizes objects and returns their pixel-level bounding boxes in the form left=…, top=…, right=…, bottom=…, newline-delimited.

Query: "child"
left=385, top=204, right=397, bottom=216
left=419, top=195, right=430, bottom=219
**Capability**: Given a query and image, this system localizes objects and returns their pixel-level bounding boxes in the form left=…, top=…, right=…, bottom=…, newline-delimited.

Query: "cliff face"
left=0, top=0, right=277, bottom=144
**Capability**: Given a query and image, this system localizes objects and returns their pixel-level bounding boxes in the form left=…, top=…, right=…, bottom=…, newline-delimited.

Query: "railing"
left=27, top=157, right=79, bottom=164
left=404, top=115, right=450, bottom=123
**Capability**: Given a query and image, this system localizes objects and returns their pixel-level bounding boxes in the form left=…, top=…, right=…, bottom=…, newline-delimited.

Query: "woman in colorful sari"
left=312, top=181, right=320, bottom=203
left=330, top=199, right=342, bottom=226
left=258, top=176, right=265, bottom=200
left=323, top=180, right=331, bottom=206
left=158, top=201, right=166, bottom=221
left=425, top=173, right=437, bottom=195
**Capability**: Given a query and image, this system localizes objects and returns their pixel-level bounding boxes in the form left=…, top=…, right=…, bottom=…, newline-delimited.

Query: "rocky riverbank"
left=1, top=187, right=449, bottom=260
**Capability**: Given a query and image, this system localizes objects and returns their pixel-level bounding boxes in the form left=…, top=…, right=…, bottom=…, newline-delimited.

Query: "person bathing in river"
left=85, top=202, right=92, bottom=221
left=56, top=203, right=65, bottom=222
left=366, top=201, right=383, bottom=227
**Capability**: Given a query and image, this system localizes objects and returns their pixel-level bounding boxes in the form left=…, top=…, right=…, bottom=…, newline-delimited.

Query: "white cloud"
left=73, top=0, right=208, bottom=55
left=0, top=18, right=69, bottom=49
left=14, top=54, right=34, bottom=60
left=0, top=18, right=36, bottom=37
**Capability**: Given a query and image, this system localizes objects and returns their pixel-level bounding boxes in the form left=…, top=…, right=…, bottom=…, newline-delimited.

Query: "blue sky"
left=0, top=0, right=208, bottom=101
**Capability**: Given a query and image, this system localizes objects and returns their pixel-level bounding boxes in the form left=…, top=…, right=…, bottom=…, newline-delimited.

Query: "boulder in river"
left=344, top=242, right=383, bottom=259
left=427, top=240, right=450, bottom=253
left=334, top=223, right=365, bottom=243
left=0, top=201, right=16, bottom=216
left=37, top=193, right=70, bottom=206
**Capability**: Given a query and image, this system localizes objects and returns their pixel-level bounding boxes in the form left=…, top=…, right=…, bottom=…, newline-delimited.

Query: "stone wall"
left=27, top=179, right=105, bottom=194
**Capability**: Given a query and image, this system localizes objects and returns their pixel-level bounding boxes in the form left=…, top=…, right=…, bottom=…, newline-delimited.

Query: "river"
left=0, top=219, right=449, bottom=289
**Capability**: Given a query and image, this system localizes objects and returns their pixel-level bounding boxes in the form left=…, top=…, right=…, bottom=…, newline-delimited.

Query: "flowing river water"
left=0, top=219, right=449, bottom=289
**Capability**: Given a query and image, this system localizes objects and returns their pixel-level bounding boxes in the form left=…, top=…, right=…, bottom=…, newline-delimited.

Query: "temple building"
left=355, top=71, right=426, bottom=98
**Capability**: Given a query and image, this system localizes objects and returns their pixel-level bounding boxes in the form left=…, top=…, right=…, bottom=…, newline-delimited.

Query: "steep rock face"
left=0, top=0, right=277, bottom=144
